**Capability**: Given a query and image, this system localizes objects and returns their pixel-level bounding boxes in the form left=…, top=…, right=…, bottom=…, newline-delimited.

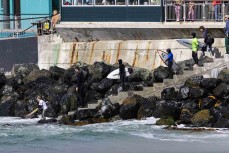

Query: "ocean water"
left=0, top=117, right=229, bottom=153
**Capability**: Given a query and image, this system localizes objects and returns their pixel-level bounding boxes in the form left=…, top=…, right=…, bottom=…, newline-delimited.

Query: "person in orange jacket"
left=212, top=0, right=222, bottom=21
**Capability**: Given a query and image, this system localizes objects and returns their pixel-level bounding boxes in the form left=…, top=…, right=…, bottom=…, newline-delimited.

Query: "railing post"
left=183, top=3, right=186, bottom=22
left=164, top=1, right=167, bottom=22
left=203, top=2, right=206, bottom=22
left=222, top=1, right=225, bottom=22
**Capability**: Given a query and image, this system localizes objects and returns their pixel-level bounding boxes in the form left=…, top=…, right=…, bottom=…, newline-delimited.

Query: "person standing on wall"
left=199, top=26, right=214, bottom=56
left=75, top=67, right=85, bottom=108
left=165, top=49, right=173, bottom=78
left=225, top=15, right=229, bottom=54
left=191, top=32, right=199, bottom=67
left=212, top=0, right=222, bottom=21
left=118, top=59, right=126, bottom=91
left=174, top=0, right=183, bottom=22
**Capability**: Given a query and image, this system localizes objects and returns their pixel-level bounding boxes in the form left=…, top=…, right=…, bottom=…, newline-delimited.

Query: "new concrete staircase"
left=85, top=53, right=229, bottom=109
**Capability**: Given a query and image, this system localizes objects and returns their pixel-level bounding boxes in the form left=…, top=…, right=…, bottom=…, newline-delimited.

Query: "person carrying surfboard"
left=118, top=59, right=126, bottom=91
left=165, top=49, right=173, bottom=78
left=191, top=32, right=199, bottom=67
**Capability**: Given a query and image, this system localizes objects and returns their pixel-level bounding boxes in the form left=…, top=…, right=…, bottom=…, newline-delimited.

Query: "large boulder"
left=59, top=115, right=75, bottom=125
left=88, top=62, right=111, bottom=80
left=200, top=78, right=222, bottom=91
left=11, top=64, right=39, bottom=77
left=49, top=66, right=66, bottom=80
left=91, top=78, right=114, bottom=94
left=73, top=109, right=98, bottom=121
left=213, top=83, right=229, bottom=98
left=156, top=117, right=175, bottom=126
left=128, top=68, right=151, bottom=82
left=221, top=105, right=229, bottom=119
left=199, top=96, right=217, bottom=110
left=95, top=98, right=119, bottom=119
left=218, top=68, right=229, bottom=83
left=153, top=100, right=181, bottom=120
left=161, top=87, right=178, bottom=101
left=198, top=56, right=213, bottom=66
left=180, top=109, right=193, bottom=124
left=119, top=97, right=141, bottom=120
left=0, top=74, right=7, bottom=89
left=0, top=93, right=19, bottom=116
left=84, top=90, right=103, bottom=103
left=189, top=87, right=207, bottom=99
left=177, top=86, right=190, bottom=100
left=23, top=69, right=51, bottom=84
left=181, top=100, right=198, bottom=114
left=61, top=68, right=76, bottom=85
left=184, top=76, right=203, bottom=88
left=105, top=84, right=121, bottom=97
left=191, top=109, right=213, bottom=127
left=59, top=93, right=78, bottom=115
left=0, top=85, right=15, bottom=96
left=153, top=66, right=169, bottom=82
left=137, top=96, right=158, bottom=119
left=213, top=117, right=229, bottom=128
left=14, top=100, right=28, bottom=117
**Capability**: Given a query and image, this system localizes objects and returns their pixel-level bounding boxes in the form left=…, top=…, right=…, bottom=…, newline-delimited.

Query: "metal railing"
left=164, top=0, right=229, bottom=22
left=0, top=15, right=49, bottom=39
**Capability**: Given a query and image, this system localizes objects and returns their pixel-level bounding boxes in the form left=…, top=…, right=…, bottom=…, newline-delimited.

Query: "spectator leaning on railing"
left=188, top=0, right=195, bottom=22
left=212, top=0, right=222, bottom=21
left=174, top=0, right=183, bottom=22
left=225, top=15, right=229, bottom=54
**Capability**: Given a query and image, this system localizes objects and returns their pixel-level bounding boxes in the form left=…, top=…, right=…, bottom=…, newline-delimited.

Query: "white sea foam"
left=0, top=117, right=40, bottom=125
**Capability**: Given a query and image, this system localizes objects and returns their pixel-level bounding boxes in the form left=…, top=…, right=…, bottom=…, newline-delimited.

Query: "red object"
left=212, top=0, right=221, bottom=6
left=64, top=1, right=72, bottom=5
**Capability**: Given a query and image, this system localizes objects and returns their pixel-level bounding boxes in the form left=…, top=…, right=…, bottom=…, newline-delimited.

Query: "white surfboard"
left=177, top=39, right=204, bottom=49
left=107, top=67, right=134, bottom=79
left=157, top=50, right=179, bottom=73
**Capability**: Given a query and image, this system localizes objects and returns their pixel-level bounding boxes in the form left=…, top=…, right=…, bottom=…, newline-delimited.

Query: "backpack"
left=206, top=35, right=214, bottom=45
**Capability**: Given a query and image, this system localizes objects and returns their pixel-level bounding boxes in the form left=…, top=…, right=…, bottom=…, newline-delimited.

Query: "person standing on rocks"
left=165, top=48, right=173, bottom=78
left=118, top=59, right=126, bottom=91
left=225, top=15, right=229, bottom=54
left=36, top=95, right=48, bottom=120
left=75, top=67, right=85, bottom=107
left=191, top=32, right=199, bottom=67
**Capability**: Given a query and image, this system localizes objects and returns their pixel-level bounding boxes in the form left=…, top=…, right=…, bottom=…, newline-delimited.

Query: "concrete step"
left=87, top=103, right=99, bottom=109
left=153, top=83, right=165, bottom=89
left=108, top=95, right=119, bottom=104
left=163, top=78, right=176, bottom=86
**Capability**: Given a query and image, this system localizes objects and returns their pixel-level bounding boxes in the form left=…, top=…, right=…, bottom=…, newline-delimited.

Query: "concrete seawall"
left=38, top=35, right=226, bottom=70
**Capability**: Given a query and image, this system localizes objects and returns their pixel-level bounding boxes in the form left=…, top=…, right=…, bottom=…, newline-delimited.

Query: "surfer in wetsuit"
left=165, top=49, right=173, bottom=78
left=118, top=59, right=126, bottom=91
left=75, top=67, right=85, bottom=107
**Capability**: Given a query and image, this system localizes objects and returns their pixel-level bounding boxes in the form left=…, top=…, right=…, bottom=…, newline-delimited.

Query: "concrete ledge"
left=57, top=22, right=225, bottom=29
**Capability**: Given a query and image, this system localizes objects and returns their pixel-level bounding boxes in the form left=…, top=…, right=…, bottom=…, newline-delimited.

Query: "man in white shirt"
left=36, top=95, right=48, bottom=120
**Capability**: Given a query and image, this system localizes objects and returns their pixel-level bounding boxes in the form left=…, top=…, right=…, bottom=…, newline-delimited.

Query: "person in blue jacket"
left=225, top=15, right=229, bottom=54
left=165, top=48, right=173, bottom=78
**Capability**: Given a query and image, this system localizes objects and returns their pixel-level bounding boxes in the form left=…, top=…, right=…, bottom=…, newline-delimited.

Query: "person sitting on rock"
left=75, top=67, right=85, bottom=107
left=36, top=95, right=48, bottom=120
left=165, top=48, right=173, bottom=78
left=118, top=59, right=126, bottom=91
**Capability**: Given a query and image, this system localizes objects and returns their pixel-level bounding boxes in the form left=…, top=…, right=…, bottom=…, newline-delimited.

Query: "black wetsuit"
left=77, top=71, right=85, bottom=107
left=119, top=63, right=126, bottom=91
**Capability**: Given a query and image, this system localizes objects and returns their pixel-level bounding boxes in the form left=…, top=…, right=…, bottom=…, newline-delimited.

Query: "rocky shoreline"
left=0, top=61, right=229, bottom=128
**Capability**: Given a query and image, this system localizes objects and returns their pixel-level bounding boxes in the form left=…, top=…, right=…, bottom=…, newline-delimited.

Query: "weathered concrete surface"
left=38, top=35, right=225, bottom=70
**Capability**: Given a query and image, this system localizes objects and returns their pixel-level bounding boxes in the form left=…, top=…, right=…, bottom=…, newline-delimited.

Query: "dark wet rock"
left=58, top=115, right=74, bottom=125
left=6, top=75, right=23, bottom=89
left=73, top=109, right=98, bottom=121
left=11, top=64, right=39, bottom=77
left=95, top=98, right=119, bottom=119
left=59, top=93, right=78, bottom=115
left=180, top=109, right=193, bottom=124
left=14, top=100, right=28, bottom=117
left=73, top=118, right=108, bottom=126
left=109, top=115, right=122, bottom=122
left=67, top=85, right=77, bottom=94
left=133, top=85, right=143, bottom=91
left=200, top=96, right=217, bottom=110
left=61, top=68, right=75, bottom=85
left=191, top=109, right=212, bottom=127
left=88, top=62, right=111, bottom=80
left=184, top=76, right=203, bottom=88
left=189, top=87, right=206, bottom=99
left=210, top=108, right=223, bottom=122
left=38, top=118, right=57, bottom=124
left=177, top=86, right=190, bottom=100
left=213, top=83, right=229, bottom=98
left=142, top=79, right=154, bottom=87
left=218, top=68, right=229, bottom=83
left=49, top=66, right=66, bottom=80
left=119, top=97, right=141, bottom=120
left=213, top=117, right=229, bottom=128
left=0, top=74, right=7, bottom=89
left=153, top=100, right=181, bottom=120
left=91, top=78, right=114, bottom=94
left=198, top=56, right=213, bottom=66
left=128, top=68, right=151, bottom=82
left=221, top=105, right=229, bottom=119
left=200, top=78, right=222, bottom=91
left=181, top=100, right=198, bottom=114
left=156, top=117, right=175, bottom=126
left=161, top=87, right=178, bottom=101
left=127, top=82, right=143, bottom=91
left=137, top=96, right=158, bottom=119
left=105, top=84, right=121, bottom=97
left=0, top=93, right=19, bottom=116
left=85, top=90, right=103, bottom=103
left=153, top=66, right=169, bottom=82
left=23, top=69, right=51, bottom=84
left=0, top=85, right=14, bottom=96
